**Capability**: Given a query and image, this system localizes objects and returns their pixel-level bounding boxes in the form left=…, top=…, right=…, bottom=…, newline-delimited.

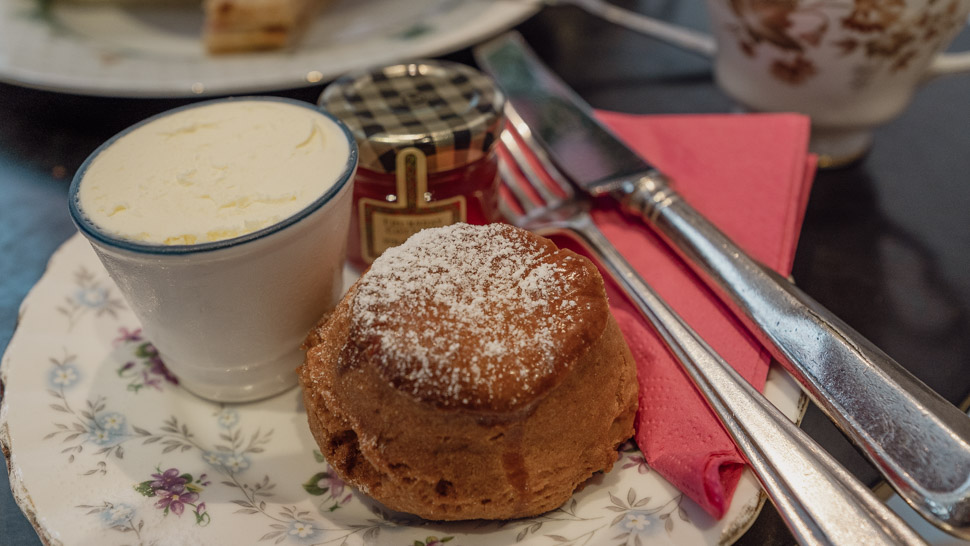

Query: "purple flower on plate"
left=150, top=468, right=187, bottom=491
left=114, top=327, right=143, bottom=345
left=155, top=484, right=199, bottom=516
left=138, top=342, right=159, bottom=358
left=117, top=340, right=179, bottom=392
left=622, top=454, right=650, bottom=474
left=303, top=467, right=346, bottom=497
left=303, top=465, right=353, bottom=511
left=150, top=358, right=175, bottom=378
left=148, top=357, right=179, bottom=385
left=141, top=372, right=164, bottom=391
left=134, top=467, right=211, bottom=525
left=319, top=470, right=345, bottom=498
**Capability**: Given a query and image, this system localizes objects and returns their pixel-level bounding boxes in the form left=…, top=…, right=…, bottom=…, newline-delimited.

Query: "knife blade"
left=474, top=32, right=652, bottom=196
left=475, top=31, right=970, bottom=539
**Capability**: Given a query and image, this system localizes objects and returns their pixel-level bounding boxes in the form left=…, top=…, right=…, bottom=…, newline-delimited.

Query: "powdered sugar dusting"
left=350, top=223, right=597, bottom=410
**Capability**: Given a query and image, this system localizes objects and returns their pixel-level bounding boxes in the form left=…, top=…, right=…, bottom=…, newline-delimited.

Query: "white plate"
left=0, top=233, right=806, bottom=545
left=0, top=0, right=537, bottom=97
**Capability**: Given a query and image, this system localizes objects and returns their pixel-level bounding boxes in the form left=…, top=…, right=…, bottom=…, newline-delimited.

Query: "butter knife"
left=475, top=31, right=970, bottom=538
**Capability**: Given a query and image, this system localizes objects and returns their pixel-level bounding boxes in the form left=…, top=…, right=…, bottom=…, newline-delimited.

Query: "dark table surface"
left=3, top=2, right=970, bottom=545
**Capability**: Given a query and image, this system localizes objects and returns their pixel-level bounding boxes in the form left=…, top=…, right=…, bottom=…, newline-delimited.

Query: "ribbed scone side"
left=298, top=224, right=638, bottom=521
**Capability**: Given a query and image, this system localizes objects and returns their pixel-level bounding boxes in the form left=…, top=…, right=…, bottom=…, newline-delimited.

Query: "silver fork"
left=496, top=128, right=926, bottom=546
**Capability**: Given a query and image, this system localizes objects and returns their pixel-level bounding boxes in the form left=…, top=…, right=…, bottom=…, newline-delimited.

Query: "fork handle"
left=616, top=171, right=970, bottom=538
left=557, top=217, right=925, bottom=545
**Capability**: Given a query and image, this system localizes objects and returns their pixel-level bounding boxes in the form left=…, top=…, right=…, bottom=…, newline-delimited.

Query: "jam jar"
left=319, top=60, right=506, bottom=269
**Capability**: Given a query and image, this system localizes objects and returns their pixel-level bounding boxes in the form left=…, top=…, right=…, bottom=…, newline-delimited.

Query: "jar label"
left=358, top=147, right=466, bottom=263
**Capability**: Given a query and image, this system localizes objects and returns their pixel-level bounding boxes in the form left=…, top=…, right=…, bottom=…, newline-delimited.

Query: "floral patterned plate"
left=0, top=0, right=536, bottom=97
left=1, top=233, right=806, bottom=545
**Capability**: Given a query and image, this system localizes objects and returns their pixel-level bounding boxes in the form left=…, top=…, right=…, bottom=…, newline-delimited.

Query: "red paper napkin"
left=551, top=112, right=816, bottom=519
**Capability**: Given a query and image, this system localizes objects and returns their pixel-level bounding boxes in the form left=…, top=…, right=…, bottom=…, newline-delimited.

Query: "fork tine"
left=497, top=155, right=538, bottom=218
left=500, top=130, right=563, bottom=208
left=503, top=103, right=576, bottom=200
left=497, top=193, right=524, bottom=226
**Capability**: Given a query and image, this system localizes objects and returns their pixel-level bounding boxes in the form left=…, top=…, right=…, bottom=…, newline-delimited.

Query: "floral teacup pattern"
left=721, top=0, right=968, bottom=87
left=705, top=0, right=970, bottom=162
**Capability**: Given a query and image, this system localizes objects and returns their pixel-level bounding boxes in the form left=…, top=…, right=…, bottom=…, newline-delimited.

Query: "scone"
left=298, top=223, right=638, bottom=521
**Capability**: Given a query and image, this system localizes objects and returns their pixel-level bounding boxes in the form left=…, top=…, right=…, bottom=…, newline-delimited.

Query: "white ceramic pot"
left=70, top=97, right=357, bottom=402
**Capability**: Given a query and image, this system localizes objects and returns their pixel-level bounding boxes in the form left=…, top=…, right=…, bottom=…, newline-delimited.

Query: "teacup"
left=69, top=97, right=357, bottom=403
left=703, top=0, right=970, bottom=166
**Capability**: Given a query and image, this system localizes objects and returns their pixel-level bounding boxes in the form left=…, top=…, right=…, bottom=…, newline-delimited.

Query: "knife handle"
left=617, top=171, right=970, bottom=539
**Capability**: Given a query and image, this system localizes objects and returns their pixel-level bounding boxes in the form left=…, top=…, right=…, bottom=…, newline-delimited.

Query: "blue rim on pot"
left=68, top=96, right=358, bottom=256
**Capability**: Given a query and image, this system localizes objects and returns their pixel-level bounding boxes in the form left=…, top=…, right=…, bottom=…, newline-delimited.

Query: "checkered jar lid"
left=319, top=60, right=505, bottom=174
